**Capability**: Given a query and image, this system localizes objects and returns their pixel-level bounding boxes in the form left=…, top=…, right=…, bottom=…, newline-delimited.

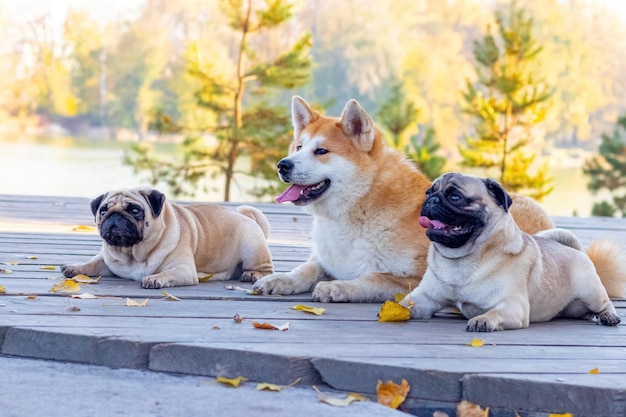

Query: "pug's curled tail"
left=586, top=238, right=626, bottom=299
left=237, top=206, right=271, bottom=239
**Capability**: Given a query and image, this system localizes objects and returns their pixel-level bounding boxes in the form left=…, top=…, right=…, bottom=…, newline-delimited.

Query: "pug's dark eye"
left=314, top=148, right=328, bottom=155
left=449, top=193, right=462, bottom=202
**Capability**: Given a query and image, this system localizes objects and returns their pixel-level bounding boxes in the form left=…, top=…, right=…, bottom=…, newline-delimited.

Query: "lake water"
left=0, top=135, right=606, bottom=217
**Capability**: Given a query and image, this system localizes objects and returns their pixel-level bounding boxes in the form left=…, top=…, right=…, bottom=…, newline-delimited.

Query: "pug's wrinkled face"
left=418, top=173, right=511, bottom=249
left=90, top=189, right=165, bottom=247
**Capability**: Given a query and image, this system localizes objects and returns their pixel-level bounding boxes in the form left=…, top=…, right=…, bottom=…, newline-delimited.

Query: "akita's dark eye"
left=296, top=145, right=302, bottom=151
left=314, top=148, right=328, bottom=155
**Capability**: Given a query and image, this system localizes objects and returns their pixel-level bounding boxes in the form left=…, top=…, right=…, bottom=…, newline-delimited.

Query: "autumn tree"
left=125, top=0, right=312, bottom=201
left=459, top=1, right=553, bottom=200
left=583, top=114, right=626, bottom=217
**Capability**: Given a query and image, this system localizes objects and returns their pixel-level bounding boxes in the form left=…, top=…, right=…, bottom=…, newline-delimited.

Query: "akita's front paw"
left=253, top=273, right=303, bottom=295
left=312, top=281, right=355, bottom=302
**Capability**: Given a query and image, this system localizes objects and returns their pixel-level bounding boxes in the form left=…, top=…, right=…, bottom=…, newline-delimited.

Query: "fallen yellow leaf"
left=125, top=298, right=149, bottom=307
left=40, top=265, right=56, bottom=270
left=588, top=367, right=600, bottom=374
left=468, top=339, right=485, bottom=347
left=548, top=414, right=573, bottom=417
left=49, top=279, right=81, bottom=293
left=292, top=304, right=326, bottom=316
left=0, top=285, right=5, bottom=293
left=252, top=321, right=290, bottom=331
left=72, top=225, right=96, bottom=232
left=256, top=382, right=284, bottom=392
left=23, top=255, right=38, bottom=260
left=198, top=273, right=213, bottom=282
left=376, top=379, right=410, bottom=409
left=160, top=291, right=181, bottom=301
left=71, top=274, right=101, bottom=284
left=217, top=375, right=247, bottom=387
left=393, top=293, right=407, bottom=303
left=313, top=385, right=368, bottom=407
left=377, top=300, right=411, bottom=322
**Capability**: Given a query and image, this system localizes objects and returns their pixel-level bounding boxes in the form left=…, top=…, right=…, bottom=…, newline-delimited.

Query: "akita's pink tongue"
left=276, top=184, right=307, bottom=203
left=419, top=216, right=448, bottom=230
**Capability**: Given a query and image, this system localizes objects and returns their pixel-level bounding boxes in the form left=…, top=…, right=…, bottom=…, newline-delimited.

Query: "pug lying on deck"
left=399, top=173, right=626, bottom=331
left=61, top=187, right=274, bottom=288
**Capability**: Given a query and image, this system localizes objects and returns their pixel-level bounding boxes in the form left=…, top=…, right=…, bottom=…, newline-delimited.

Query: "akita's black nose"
left=277, top=158, right=294, bottom=174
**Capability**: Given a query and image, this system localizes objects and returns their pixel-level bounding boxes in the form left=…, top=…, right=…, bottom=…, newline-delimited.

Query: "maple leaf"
left=0, top=285, right=5, bottom=294
left=456, top=400, right=490, bottom=417
left=292, top=304, right=326, bottom=316
left=49, top=279, right=81, bottom=293
left=313, top=385, right=368, bottom=407
left=376, top=379, right=410, bottom=409
left=217, top=376, right=247, bottom=387
left=588, top=367, right=600, bottom=374
left=160, top=291, right=181, bottom=301
left=377, top=300, right=410, bottom=322
left=548, top=414, right=573, bottom=417
left=467, top=339, right=484, bottom=347
left=256, top=378, right=302, bottom=392
left=40, top=265, right=56, bottom=270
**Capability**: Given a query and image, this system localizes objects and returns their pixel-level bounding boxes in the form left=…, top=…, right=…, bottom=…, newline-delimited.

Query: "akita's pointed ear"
left=339, top=99, right=375, bottom=152
left=292, top=96, right=318, bottom=138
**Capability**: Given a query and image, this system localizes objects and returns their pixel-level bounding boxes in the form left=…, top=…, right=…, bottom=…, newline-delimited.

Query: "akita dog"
left=253, top=96, right=554, bottom=302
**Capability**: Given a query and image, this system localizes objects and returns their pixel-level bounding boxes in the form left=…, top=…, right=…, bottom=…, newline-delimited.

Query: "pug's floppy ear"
left=484, top=178, right=512, bottom=212
left=140, top=189, right=166, bottom=217
left=90, top=193, right=107, bottom=217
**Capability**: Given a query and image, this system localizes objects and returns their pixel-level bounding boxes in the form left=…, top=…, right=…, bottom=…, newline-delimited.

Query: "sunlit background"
left=1, top=0, right=626, bottom=216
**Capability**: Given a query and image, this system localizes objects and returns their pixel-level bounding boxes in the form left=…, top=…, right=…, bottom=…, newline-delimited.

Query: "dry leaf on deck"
left=26, top=295, right=37, bottom=300
left=160, top=291, right=181, bottom=301
left=217, top=375, right=247, bottom=387
left=548, top=414, right=573, bottom=417
left=292, top=304, right=326, bottom=316
left=224, top=285, right=258, bottom=295
left=313, top=385, right=368, bottom=407
left=376, top=379, right=410, bottom=409
left=23, top=255, right=38, bottom=260
left=0, top=268, right=12, bottom=274
left=256, top=377, right=301, bottom=392
left=252, top=321, right=290, bottom=331
left=49, top=279, right=81, bottom=293
left=377, top=300, right=411, bottom=322
left=467, top=339, right=484, bottom=347
left=126, top=297, right=149, bottom=307
left=198, top=273, right=213, bottom=282
left=0, top=285, right=5, bottom=294
left=457, top=400, right=489, bottom=417
left=233, top=314, right=245, bottom=323
left=72, top=225, right=96, bottom=232
left=71, top=293, right=98, bottom=299
left=2, top=261, right=19, bottom=266
left=40, top=265, right=56, bottom=270
left=588, top=367, right=600, bottom=374
left=71, top=274, right=101, bottom=284
left=393, top=293, right=407, bottom=303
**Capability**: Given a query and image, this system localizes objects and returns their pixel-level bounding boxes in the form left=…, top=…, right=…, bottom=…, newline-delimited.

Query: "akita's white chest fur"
left=312, top=216, right=416, bottom=280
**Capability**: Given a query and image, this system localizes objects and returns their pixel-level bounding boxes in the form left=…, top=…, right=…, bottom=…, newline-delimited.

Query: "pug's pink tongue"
left=419, top=216, right=447, bottom=229
left=276, top=184, right=307, bottom=203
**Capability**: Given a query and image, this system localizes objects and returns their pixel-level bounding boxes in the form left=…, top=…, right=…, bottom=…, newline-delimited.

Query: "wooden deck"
left=1, top=194, right=626, bottom=417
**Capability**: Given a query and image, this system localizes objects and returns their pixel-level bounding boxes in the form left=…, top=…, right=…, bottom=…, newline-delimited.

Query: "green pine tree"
left=124, top=0, right=312, bottom=201
left=405, top=125, right=446, bottom=181
left=460, top=1, right=553, bottom=201
left=583, top=114, right=626, bottom=217
left=377, top=80, right=418, bottom=149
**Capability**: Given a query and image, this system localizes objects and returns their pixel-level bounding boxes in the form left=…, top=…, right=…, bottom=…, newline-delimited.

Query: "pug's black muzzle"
left=420, top=194, right=484, bottom=249
left=100, top=212, right=142, bottom=247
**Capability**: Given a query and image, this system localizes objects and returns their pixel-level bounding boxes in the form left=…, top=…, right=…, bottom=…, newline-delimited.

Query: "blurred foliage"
left=2, top=0, right=626, bottom=201
left=460, top=1, right=553, bottom=201
left=583, top=114, right=626, bottom=217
